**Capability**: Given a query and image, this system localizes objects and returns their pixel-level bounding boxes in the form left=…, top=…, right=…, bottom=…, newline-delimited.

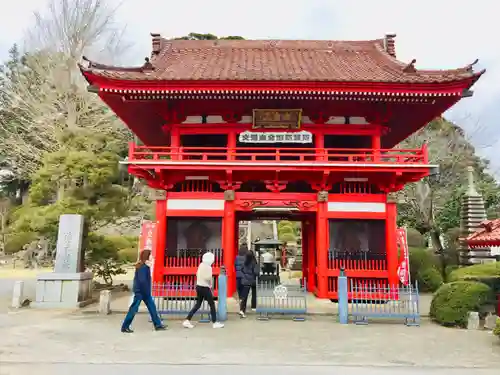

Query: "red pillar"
left=301, top=220, right=309, bottom=288
left=316, top=201, right=329, bottom=298
left=315, top=132, right=325, bottom=161
left=223, top=199, right=236, bottom=297
left=153, top=199, right=167, bottom=284
left=307, top=219, right=316, bottom=292
left=372, top=133, right=381, bottom=161
left=386, top=201, right=398, bottom=287
left=171, top=127, right=180, bottom=160
left=228, top=131, right=236, bottom=161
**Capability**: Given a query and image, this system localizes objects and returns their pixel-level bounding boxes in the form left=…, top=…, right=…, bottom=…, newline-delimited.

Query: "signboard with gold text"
left=253, top=109, right=302, bottom=129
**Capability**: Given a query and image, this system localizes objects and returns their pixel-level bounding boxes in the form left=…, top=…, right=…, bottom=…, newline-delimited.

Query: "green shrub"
left=105, top=235, right=138, bottom=250
left=279, top=232, right=296, bottom=243
left=118, top=247, right=138, bottom=263
left=430, top=281, right=494, bottom=328
left=409, top=248, right=436, bottom=275
left=493, top=318, right=500, bottom=339
left=448, top=263, right=500, bottom=282
left=445, top=265, right=459, bottom=278
left=85, top=232, right=126, bottom=285
left=418, top=267, right=444, bottom=292
left=406, top=228, right=426, bottom=248
left=409, top=247, right=442, bottom=291
left=4, top=232, right=38, bottom=254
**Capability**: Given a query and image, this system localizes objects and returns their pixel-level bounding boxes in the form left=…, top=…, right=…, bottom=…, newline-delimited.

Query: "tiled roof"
left=80, top=35, right=482, bottom=84
left=466, top=219, right=500, bottom=246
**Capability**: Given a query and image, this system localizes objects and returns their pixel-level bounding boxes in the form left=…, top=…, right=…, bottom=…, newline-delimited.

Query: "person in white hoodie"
left=183, top=252, right=224, bottom=329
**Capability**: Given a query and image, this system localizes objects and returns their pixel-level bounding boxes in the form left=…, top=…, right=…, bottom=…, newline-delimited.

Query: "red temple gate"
left=80, top=35, right=483, bottom=299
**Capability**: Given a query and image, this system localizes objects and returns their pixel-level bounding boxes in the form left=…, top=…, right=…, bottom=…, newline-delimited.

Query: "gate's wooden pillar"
left=153, top=193, right=167, bottom=284
left=307, top=218, right=316, bottom=292
left=386, top=200, right=398, bottom=287
left=301, top=220, right=309, bottom=289
left=316, top=191, right=329, bottom=298
left=223, top=190, right=236, bottom=297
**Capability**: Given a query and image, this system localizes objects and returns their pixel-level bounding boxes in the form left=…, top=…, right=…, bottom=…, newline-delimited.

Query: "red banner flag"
left=139, top=220, right=157, bottom=253
left=139, top=220, right=157, bottom=276
left=396, top=228, right=410, bottom=286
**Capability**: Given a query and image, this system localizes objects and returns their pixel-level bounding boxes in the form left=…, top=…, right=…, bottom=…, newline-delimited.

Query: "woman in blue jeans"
left=121, top=249, right=166, bottom=333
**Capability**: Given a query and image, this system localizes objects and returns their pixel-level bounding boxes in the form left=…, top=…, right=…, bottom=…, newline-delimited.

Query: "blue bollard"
left=217, top=266, right=228, bottom=322
left=338, top=268, right=348, bottom=324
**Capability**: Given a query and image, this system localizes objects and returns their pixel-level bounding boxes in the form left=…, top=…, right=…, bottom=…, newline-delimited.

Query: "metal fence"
left=255, top=280, right=307, bottom=321
left=152, top=282, right=211, bottom=322
left=347, top=281, right=420, bottom=326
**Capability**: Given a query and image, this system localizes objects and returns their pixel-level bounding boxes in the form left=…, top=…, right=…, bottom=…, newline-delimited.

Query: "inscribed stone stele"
left=54, top=214, right=85, bottom=273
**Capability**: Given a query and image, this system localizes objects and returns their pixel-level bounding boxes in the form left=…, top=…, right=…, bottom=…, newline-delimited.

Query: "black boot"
left=121, top=328, right=134, bottom=333
left=154, top=325, right=167, bottom=331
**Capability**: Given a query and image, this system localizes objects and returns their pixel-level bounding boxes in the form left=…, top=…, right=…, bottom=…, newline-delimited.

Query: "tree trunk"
left=430, top=229, right=447, bottom=279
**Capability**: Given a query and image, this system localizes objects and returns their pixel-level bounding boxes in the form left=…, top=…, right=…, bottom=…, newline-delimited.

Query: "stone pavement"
left=0, top=309, right=499, bottom=371
left=1, top=364, right=499, bottom=375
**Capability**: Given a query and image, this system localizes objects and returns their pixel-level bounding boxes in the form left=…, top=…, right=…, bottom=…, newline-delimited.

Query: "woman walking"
left=234, top=245, right=248, bottom=300
left=183, top=252, right=225, bottom=329
left=239, top=251, right=260, bottom=318
left=121, top=249, right=166, bottom=333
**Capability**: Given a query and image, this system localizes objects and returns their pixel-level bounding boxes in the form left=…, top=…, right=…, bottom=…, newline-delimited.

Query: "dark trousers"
left=239, top=284, right=257, bottom=313
left=236, top=277, right=243, bottom=298
left=121, top=293, right=163, bottom=330
left=186, top=285, right=217, bottom=323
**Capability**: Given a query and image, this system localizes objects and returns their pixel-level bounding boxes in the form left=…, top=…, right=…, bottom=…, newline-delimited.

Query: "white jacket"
left=196, top=252, right=214, bottom=288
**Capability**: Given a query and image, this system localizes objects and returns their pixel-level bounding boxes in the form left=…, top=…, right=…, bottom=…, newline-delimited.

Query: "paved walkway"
left=1, top=364, right=499, bottom=375
left=1, top=309, right=499, bottom=370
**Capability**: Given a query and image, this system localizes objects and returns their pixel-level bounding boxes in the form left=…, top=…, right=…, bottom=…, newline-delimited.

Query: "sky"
left=0, top=0, right=499, bottom=177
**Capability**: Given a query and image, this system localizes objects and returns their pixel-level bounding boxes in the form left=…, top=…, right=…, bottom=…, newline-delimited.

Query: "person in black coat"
left=121, top=249, right=166, bottom=333
left=234, top=245, right=248, bottom=300
left=238, top=251, right=259, bottom=318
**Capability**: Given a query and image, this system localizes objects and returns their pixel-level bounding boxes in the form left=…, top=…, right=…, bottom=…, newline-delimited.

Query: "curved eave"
left=80, top=70, right=484, bottom=97
left=467, top=240, right=500, bottom=247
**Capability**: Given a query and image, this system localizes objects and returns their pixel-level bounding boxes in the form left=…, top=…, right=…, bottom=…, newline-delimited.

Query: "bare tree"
left=0, top=0, right=131, bottom=180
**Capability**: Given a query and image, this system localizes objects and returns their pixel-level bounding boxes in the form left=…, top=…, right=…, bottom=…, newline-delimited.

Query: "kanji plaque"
left=253, top=109, right=302, bottom=129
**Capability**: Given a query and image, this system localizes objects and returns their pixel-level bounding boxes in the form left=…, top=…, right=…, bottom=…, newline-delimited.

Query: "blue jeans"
left=121, top=293, right=163, bottom=330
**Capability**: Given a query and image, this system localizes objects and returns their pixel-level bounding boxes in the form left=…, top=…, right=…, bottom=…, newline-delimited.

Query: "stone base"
left=33, top=272, right=93, bottom=309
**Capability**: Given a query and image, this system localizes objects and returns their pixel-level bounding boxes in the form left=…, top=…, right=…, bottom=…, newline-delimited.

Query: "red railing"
left=327, top=277, right=392, bottom=300
left=164, top=252, right=224, bottom=269
left=327, top=251, right=388, bottom=271
left=128, top=143, right=428, bottom=165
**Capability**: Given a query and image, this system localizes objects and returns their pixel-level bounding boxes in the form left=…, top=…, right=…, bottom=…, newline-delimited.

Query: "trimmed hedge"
left=430, top=281, right=494, bottom=328
left=494, top=318, right=500, bottom=339
left=448, top=263, right=500, bottom=282
left=418, top=267, right=444, bottom=292
left=406, top=228, right=426, bottom=248
left=409, top=247, right=443, bottom=292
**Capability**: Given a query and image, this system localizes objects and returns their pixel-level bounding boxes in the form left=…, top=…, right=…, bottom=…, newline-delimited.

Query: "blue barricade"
left=338, top=278, right=420, bottom=326
left=152, top=282, right=210, bottom=322
left=255, top=279, right=307, bottom=321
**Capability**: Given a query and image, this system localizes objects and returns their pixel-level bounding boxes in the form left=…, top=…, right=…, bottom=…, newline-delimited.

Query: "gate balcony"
left=126, top=143, right=430, bottom=173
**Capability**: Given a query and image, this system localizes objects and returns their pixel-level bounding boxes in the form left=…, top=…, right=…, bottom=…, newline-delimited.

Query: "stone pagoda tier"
left=459, top=166, right=493, bottom=264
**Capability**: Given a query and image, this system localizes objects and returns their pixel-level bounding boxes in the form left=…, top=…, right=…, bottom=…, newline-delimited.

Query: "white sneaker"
left=239, top=311, right=247, bottom=318
left=182, top=320, right=194, bottom=329
left=251, top=308, right=256, bottom=312
left=213, top=322, right=225, bottom=328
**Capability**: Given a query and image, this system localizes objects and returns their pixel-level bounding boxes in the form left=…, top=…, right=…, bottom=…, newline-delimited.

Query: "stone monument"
left=33, top=214, right=93, bottom=308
